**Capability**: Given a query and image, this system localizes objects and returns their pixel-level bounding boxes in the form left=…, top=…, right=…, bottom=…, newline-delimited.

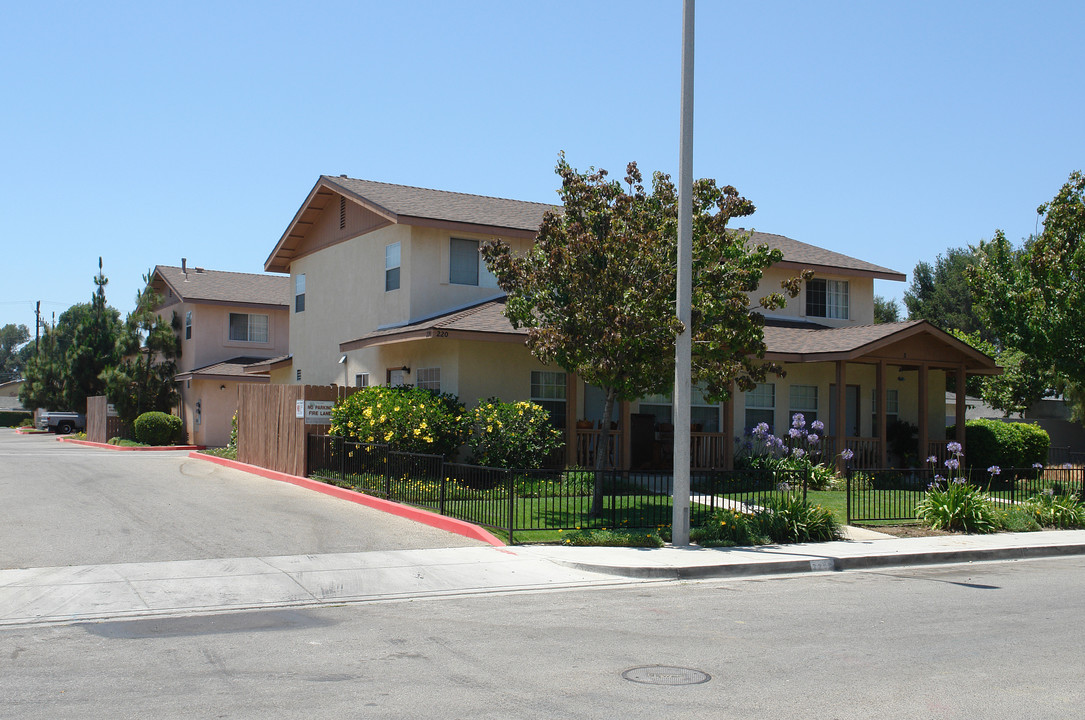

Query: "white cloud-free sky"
left=2, top=0, right=1082, bottom=333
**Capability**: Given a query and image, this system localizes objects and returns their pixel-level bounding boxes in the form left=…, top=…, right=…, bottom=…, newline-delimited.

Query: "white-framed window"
left=806, top=279, right=849, bottom=319
left=531, top=370, right=567, bottom=429
left=415, top=367, right=441, bottom=392
left=385, top=242, right=401, bottom=292
left=639, top=386, right=720, bottom=432
left=355, top=373, right=369, bottom=388
left=184, top=311, right=192, bottom=340
left=872, top=388, right=900, bottom=434
left=449, top=238, right=498, bottom=288
left=745, top=383, right=776, bottom=433
left=228, top=313, right=268, bottom=343
left=789, top=384, right=819, bottom=425
left=295, top=274, right=306, bottom=313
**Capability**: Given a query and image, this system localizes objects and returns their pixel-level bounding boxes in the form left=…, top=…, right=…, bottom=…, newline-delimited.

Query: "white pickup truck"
left=37, top=411, right=87, bottom=434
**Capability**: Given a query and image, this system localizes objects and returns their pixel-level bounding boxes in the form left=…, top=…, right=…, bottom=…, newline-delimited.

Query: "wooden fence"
left=86, top=395, right=129, bottom=443
left=237, top=384, right=358, bottom=476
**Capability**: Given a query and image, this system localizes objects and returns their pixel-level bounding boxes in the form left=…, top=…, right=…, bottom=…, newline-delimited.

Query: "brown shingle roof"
left=324, top=176, right=557, bottom=233
left=746, top=231, right=905, bottom=281
left=153, top=266, right=289, bottom=308
left=176, top=356, right=276, bottom=381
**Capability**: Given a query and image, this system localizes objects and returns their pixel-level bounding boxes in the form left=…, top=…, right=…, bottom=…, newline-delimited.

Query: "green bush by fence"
left=0, top=411, right=32, bottom=428
left=133, top=411, right=182, bottom=446
left=959, top=419, right=1049, bottom=470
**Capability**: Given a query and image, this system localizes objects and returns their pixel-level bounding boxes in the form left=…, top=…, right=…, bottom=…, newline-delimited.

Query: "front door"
left=828, top=384, right=861, bottom=437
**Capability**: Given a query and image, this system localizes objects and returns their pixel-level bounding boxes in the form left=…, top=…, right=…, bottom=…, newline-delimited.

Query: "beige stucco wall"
left=170, top=302, right=288, bottom=373
left=179, top=378, right=244, bottom=447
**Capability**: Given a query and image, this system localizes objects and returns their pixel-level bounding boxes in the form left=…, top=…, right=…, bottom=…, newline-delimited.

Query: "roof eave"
left=773, top=259, right=907, bottom=282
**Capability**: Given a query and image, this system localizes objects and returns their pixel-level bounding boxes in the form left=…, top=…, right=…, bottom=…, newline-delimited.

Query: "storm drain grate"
left=622, top=666, right=711, bottom=686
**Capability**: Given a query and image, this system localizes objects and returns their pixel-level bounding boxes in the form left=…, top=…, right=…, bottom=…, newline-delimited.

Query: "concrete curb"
left=189, top=451, right=507, bottom=547
left=58, top=437, right=205, bottom=451
left=541, top=539, right=1085, bottom=580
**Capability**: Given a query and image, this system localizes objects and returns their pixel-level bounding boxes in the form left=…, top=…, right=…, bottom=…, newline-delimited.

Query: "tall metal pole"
left=673, top=0, right=695, bottom=546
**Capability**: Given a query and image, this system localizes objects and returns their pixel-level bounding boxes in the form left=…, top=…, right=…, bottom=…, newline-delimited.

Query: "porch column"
left=955, top=365, right=967, bottom=455
left=835, top=360, right=846, bottom=472
left=565, top=372, right=578, bottom=468
left=877, top=360, right=888, bottom=467
left=620, top=400, right=632, bottom=470
left=918, top=363, right=929, bottom=463
left=723, top=386, right=735, bottom=471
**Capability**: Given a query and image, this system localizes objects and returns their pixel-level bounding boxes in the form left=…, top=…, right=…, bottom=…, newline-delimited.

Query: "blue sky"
left=2, top=1, right=1082, bottom=335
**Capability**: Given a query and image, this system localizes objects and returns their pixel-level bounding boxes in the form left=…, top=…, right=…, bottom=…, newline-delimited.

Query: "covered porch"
left=566, top=321, right=1001, bottom=471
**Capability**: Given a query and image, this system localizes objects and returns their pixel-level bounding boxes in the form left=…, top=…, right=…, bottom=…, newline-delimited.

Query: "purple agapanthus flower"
left=927, top=455, right=938, bottom=464
left=947, top=441, right=963, bottom=456
left=792, top=448, right=806, bottom=459
left=791, top=413, right=806, bottom=429
left=840, top=448, right=854, bottom=461
left=788, top=427, right=804, bottom=439
left=952, top=477, right=967, bottom=485
left=987, top=465, right=1001, bottom=476
left=945, top=458, right=960, bottom=470
left=811, top=420, right=825, bottom=432
left=807, top=434, right=820, bottom=445
left=1032, top=462, right=1044, bottom=469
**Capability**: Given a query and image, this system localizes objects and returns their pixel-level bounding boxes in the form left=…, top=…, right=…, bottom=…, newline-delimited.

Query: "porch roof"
left=764, top=320, right=1000, bottom=372
left=175, top=356, right=275, bottom=383
left=340, top=299, right=526, bottom=351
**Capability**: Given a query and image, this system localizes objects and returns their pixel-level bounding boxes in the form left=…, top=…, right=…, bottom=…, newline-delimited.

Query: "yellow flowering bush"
left=466, top=398, right=563, bottom=469
left=329, top=386, right=468, bottom=458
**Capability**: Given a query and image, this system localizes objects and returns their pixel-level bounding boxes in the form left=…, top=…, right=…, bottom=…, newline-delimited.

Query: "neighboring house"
left=0, top=379, right=26, bottom=412
left=149, top=264, right=290, bottom=447
left=264, top=175, right=999, bottom=469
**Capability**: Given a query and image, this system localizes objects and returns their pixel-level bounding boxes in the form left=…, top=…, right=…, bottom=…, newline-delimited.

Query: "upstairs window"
left=385, top=243, right=401, bottom=291
left=184, top=311, right=192, bottom=340
left=229, top=313, right=269, bottom=343
left=806, top=279, right=849, bottom=319
left=449, top=238, right=498, bottom=288
left=295, top=274, right=306, bottom=313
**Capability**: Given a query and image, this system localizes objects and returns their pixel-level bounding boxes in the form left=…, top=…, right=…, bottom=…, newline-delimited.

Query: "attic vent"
left=339, top=196, right=346, bottom=230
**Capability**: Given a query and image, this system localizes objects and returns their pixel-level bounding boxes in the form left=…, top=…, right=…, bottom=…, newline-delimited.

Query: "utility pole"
left=35, top=301, right=41, bottom=354
left=672, top=0, right=695, bottom=546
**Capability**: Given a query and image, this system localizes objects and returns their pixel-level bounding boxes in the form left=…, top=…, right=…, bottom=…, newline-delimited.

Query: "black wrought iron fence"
left=307, top=435, right=812, bottom=543
left=846, top=465, right=1085, bottom=523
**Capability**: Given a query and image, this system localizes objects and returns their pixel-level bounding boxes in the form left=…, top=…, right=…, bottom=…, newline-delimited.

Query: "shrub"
left=132, top=411, right=182, bottom=446
left=691, top=508, right=771, bottom=547
left=960, top=419, right=1049, bottom=470
left=915, top=482, right=997, bottom=533
left=991, top=504, right=1041, bottom=533
left=1025, top=491, right=1085, bottom=528
left=330, top=385, right=468, bottom=458
left=560, top=528, right=665, bottom=547
left=466, top=398, right=563, bottom=469
left=759, top=493, right=842, bottom=543
left=0, top=411, right=32, bottom=428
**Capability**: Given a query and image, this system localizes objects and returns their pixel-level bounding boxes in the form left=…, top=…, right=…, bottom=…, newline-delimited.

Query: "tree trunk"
left=591, top=388, right=617, bottom=516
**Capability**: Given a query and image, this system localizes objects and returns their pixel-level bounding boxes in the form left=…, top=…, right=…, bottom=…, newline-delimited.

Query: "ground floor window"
left=745, top=383, right=775, bottom=433
left=871, top=388, right=900, bottom=434
left=530, top=370, right=567, bottom=429
left=789, top=384, right=819, bottom=425
left=355, top=373, right=369, bottom=388
left=640, top=386, right=720, bottom=432
left=415, top=367, right=441, bottom=392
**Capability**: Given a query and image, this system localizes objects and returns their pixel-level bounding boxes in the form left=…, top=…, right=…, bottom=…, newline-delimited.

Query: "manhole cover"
left=622, top=666, right=711, bottom=686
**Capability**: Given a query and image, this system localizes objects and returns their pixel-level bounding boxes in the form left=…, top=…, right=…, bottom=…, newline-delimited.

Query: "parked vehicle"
left=37, top=411, right=86, bottom=434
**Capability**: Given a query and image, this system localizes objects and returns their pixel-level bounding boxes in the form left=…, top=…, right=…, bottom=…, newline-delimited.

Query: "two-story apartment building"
left=150, top=264, right=290, bottom=447
left=265, top=175, right=999, bottom=469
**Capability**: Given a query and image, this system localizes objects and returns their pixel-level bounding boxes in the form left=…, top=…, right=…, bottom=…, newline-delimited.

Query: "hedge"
left=959, top=418, right=1049, bottom=469
left=133, top=411, right=183, bottom=446
left=0, top=411, right=32, bottom=428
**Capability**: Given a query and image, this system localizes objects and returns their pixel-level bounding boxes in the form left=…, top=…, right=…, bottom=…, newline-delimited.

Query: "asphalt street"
left=3, top=555, right=1083, bottom=719
left=0, top=429, right=485, bottom=570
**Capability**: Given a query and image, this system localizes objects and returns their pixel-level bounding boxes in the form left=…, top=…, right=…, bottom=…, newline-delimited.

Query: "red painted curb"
left=189, top=451, right=506, bottom=547
left=58, top=437, right=206, bottom=451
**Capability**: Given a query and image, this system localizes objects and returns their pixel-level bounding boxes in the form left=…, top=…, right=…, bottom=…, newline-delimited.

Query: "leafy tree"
left=949, top=330, right=1054, bottom=416
left=102, top=274, right=181, bottom=426
left=970, top=171, right=1085, bottom=401
left=0, top=323, right=30, bottom=378
left=904, top=246, right=989, bottom=339
left=481, top=155, right=803, bottom=512
left=873, top=295, right=900, bottom=324
left=65, top=259, right=122, bottom=412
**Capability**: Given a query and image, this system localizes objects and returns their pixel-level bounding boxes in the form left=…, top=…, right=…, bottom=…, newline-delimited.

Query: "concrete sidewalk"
left=4, top=530, right=1085, bottom=628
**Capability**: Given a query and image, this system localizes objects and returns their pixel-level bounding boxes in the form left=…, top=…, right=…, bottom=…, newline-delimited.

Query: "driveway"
left=0, top=430, right=485, bottom=570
